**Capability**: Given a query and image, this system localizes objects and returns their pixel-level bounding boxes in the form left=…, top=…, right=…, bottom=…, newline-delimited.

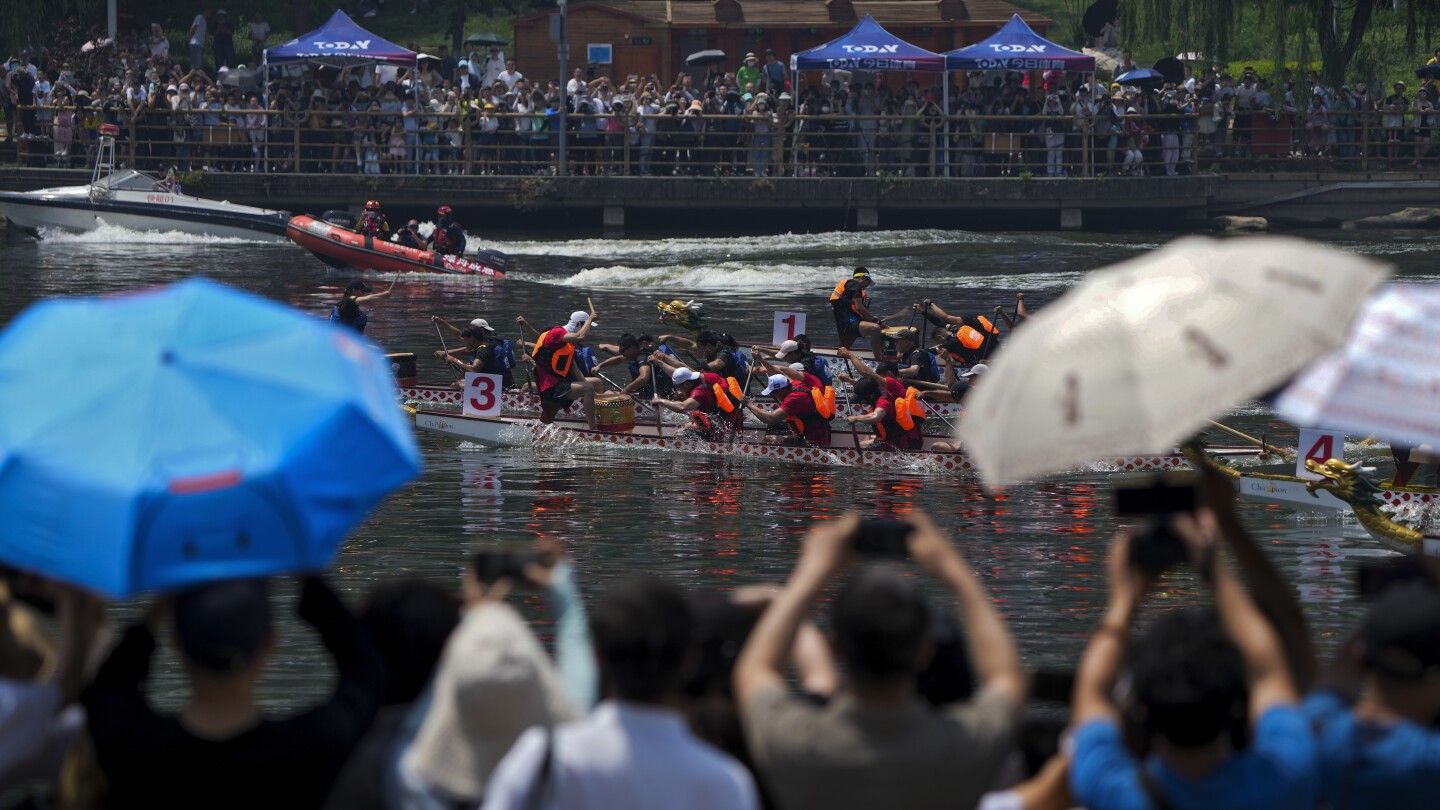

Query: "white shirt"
left=481, top=701, right=758, bottom=810
left=498, top=69, right=524, bottom=91
left=480, top=52, right=506, bottom=88
left=247, top=20, right=270, bottom=46
left=567, top=77, right=585, bottom=95
left=0, top=680, right=84, bottom=793
left=188, top=14, right=207, bottom=46
left=150, top=36, right=170, bottom=58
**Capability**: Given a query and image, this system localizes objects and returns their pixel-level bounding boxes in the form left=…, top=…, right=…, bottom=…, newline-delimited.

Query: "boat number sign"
left=772, top=311, right=806, bottom=346
left=145, top=194, right=174, bottom=203
left=463, top=372, right=504, bottom=417
left=1296, top=428, right=1345, bottom=480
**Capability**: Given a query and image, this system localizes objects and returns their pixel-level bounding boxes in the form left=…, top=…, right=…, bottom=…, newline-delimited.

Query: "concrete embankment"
left=3, top=169, right=1439, bottom=233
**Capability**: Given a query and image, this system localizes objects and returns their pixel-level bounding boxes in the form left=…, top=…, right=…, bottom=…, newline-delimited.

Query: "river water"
left=4, top=223, right=1439, bottom=709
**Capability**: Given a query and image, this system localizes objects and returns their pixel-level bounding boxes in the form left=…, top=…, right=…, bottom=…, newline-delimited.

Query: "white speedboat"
left=0, top=125, right=289, bottom=241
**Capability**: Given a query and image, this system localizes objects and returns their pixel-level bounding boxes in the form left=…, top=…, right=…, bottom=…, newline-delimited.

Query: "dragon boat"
left=414, top=408, right=1261, bottom=473
left=1304, top=459, right=1440, bottom=556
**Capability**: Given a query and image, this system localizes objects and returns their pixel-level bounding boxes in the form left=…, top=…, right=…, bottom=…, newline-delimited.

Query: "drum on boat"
left=385, top=352, right=418, bottom=387
left=594, top=393, right=636, bottom=433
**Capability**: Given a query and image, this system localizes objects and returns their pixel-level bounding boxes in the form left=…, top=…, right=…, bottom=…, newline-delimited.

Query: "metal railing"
left=4, top=105, right=1431, bottom=177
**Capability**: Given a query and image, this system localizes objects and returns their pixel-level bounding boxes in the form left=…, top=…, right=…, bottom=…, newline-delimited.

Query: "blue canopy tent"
left=790, top=16, right=946, bottom=175
left=790, top=15, right=946, bottom=75
left=944, top=14, right=1094, bottom=74
left=263, top=10, right=417, bottom=93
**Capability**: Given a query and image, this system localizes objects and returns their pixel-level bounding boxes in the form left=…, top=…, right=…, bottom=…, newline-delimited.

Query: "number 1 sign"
left=463, top=372, right=504, bottom=417
left=772, top=311, right=806, bottom=346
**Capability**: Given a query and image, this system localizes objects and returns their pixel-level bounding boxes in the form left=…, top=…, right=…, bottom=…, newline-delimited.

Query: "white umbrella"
left=957, top=236, right=1390, bottom=487
left=1277, top=284, right=1440, bottom=447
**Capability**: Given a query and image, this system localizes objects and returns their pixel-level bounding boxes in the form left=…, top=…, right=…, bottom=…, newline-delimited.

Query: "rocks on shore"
left=1342, top=207, right=1440, bottom=230
left=1210, top=215, right=1268, bottom=232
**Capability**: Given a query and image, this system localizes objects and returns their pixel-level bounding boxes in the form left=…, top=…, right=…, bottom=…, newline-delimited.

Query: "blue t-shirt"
left=1303, top=689, right=1440, bottom=808
left=1070, top=706, right=1316, bottom=810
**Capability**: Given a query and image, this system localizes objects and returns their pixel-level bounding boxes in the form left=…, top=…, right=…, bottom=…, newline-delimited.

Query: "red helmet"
left=437, top=205, right=453, bottom=217
left=365, top=200, right=380, bottom=211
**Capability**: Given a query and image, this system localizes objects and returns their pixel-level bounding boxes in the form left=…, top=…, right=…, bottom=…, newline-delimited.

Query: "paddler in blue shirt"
left=593, top=333, right=676, bottom=398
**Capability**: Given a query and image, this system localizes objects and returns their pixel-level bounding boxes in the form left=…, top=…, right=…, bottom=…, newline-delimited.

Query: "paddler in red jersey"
left=838, top=346, right=924, bottom=450
left=846, top=376, right=922, bottom=451
left=742, top=353, right=834, bottom=447
left=519, top=307, right=598, bottom=429
left=651, top=366, right=743, bottom=441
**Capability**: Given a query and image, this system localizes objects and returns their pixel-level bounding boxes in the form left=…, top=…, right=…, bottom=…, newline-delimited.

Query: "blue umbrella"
left=0, top=278, right=421, bottom=597
left=1114, top=68, right=1166, bottom=86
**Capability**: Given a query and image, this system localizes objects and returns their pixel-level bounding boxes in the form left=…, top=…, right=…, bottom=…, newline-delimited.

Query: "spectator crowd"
left=3, top=462, right=1440, bottom=810
left=5, top=17, right=1440, bottom=178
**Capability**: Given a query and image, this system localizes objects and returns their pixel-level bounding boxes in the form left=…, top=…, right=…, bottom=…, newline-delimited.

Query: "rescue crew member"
left=433, top=317, right=515, bottom=389
left=593, top=333, right=676, bottom=399
left=396, top=219, right=424, bottom=249
left=828, top=268, right=909, bottom=357
left=652, top=367, right=742, bottom=442
left=518, top=308, right=599, bottom=428
left=846, top=376, right=921, bottom=451
left=356, top=199, right=390, bottom=236
left=327, top=278, right=395, bottom=335
left=657, top=331, right=746, bottom=379
left=427, top=205, right=467, bottom=256
left=741, top=371, right=832, bottom=448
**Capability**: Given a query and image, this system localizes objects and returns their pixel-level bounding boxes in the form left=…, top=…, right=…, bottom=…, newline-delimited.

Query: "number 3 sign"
left=772, top=311, right=806, bottom=346
left=463, top=372, right=503, bottom=417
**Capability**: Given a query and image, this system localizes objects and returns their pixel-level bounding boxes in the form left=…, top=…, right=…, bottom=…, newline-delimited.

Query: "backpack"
left=907, top=348, right=940, bottom=383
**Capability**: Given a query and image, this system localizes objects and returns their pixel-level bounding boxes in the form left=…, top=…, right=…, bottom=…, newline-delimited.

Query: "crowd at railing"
left=11, top=104, right=1440, bottom=178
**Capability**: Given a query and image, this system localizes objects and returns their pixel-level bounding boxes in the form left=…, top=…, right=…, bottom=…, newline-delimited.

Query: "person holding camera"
left=1068, top=509, right=1317, bottom=810
left=734, top=512, right=1024, bottom=810
left=399, top=540, right=596, bottom=809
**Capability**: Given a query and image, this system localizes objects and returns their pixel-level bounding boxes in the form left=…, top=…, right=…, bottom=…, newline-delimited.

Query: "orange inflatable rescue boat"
left=286, top=214, right=508, bottom=277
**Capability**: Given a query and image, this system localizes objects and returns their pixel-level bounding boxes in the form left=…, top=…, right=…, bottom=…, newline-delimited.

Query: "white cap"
left=760, top=374, right=790, bottom=396
left=564, top=311, right=593, bottom=333
left=774, top=339, right=800, bottom=360
left=960, top=363, right=989, bottom=378
left=789, top=363, right=806, bottom=372
left=469, top=318, right=495, bottom=332
left=671, top=367, right=701, bottom=385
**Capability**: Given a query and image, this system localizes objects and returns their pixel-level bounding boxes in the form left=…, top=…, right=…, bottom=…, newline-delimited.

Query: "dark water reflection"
left=1, top=223, right=1432, bottom=710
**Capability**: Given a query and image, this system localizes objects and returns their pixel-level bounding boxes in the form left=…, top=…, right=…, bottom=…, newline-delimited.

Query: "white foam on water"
left=520, top=262, right=1086, bottom=291
left=35, top=223, right=265, bottom=246
left=487, top=229, right=1011, bottom=261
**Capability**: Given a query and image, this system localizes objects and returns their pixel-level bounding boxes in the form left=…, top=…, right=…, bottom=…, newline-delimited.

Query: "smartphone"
left=470, top=549, right=544, bottom=585
left=1114, top=477, right=1197, bottom=515
left=854, top=519, right=913, bottom=557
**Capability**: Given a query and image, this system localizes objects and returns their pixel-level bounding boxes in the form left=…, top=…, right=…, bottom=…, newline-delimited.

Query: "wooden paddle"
left=517, top=328, right=536, bottom=395
left=1205, top=419, right=1296, bottom=458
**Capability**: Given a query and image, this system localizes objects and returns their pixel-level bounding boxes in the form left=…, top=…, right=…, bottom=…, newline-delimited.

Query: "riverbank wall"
left=3, top=170, right=1439, bottom=233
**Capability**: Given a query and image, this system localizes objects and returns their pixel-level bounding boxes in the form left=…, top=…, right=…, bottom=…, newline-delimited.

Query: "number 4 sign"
left=463, top=372, right=504, bottom=417
left=772, top=311, right=806, bottom=346
left=1296, top=428, right=1345, bottom=480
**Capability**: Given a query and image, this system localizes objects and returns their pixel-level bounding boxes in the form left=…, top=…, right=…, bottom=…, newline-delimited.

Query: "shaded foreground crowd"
left=3, top=464, right=1438, bottom=810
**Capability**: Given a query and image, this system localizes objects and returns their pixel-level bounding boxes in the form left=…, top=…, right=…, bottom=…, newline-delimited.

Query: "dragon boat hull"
left=413, top=409, right=1256, bottom=474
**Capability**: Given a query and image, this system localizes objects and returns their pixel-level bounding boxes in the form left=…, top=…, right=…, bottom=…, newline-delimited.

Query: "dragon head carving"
left=1305, top=457, right=1383, bottom=505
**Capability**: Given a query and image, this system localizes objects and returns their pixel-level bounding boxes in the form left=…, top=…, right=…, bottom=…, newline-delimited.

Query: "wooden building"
left=511, top=0, right=1053, bottom=88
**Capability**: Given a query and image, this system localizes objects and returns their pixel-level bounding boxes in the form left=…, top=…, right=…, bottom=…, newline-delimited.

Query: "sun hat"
left=760, top=374, right=791, bottom=396
left=672, top=367, right=701, bottom=385
left=402, top=604, right=576, bottom=801
left=960, top=363, right=989, bottom=378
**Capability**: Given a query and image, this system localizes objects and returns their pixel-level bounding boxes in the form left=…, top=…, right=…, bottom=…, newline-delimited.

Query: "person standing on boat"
left=652, top=367, right=741, bottom=442
left=427, top=206, right=466, bottom=257
left=829, top=268, right=904, bottom=357
left=522, top=310, right=598, bottom=429
left=434, top=319, right=515, bottom=390
left=355, top=200, right=389, bottom=237
left=329, top=279, right=395, bottom=335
